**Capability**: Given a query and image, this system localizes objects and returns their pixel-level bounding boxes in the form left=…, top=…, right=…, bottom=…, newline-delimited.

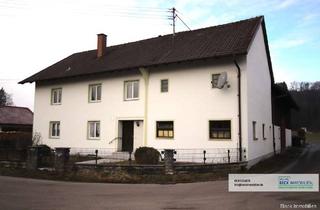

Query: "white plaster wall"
left=286, top=129, right=292, bottom=147
left=133, top=120, right=144, bottom=150
left=33, top=74, right=145, bottom=149
left=274, top=125, right=281, bottom=154
left=146, top=59, right=246, bottom=151
left=245, top=23, right=274, bottom=161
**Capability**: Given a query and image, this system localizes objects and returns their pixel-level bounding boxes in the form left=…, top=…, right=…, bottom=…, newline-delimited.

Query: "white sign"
left=229, top=174, right=319, bottom=192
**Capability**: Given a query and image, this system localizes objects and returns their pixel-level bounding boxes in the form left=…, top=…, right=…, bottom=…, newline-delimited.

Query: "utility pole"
left=169, top=7, right=177, bottom=35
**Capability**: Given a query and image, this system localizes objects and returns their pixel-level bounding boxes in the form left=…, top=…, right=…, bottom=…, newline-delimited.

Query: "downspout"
left=233, top=58, right=243, bottom=162
left=139, top=67, right=149, bottom=146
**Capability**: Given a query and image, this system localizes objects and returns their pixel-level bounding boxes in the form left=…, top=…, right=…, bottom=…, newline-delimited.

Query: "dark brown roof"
left=273, top=82, right=299, bottom=110
left=0, top=106, right=33, bottom=125
left=20, top=16, right=271, bottom=84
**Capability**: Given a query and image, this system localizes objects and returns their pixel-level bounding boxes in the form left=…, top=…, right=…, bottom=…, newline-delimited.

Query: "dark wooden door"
left=122, top=121, right=134, bottom=152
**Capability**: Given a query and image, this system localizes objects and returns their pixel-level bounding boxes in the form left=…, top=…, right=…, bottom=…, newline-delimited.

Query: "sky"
left=0, top=0, right=319, bottom=110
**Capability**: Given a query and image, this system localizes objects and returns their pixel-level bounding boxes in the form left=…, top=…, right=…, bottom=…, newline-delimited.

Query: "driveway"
left=0, top=144, right=319, bottom=210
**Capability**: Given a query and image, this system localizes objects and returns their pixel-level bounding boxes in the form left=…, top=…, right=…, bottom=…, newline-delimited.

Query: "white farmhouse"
left=20, top=16, right=294, bottom=166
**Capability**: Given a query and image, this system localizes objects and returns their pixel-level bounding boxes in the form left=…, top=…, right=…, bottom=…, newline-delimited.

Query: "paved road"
left=280, top=143, right=320, bottom=173
left=0, top=144, right=319, bottom=210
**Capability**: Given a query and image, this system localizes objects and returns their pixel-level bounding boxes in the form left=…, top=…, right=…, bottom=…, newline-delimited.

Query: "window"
left=211, top=74, right=220, bottom=88
left=88, top=121, right=100, bottom=139
left=253, top=121, right=258, bottom=140
left=124, top=80, right=139, bottom=100
left=161, top=79, right=168, bottom=92
left=262, top=123, right=266, bottom=140
left=209, top=120, right=231, bottom=139
left=89, top=84, right=101, bottom=102
left=50, top=121, right=60, bottom=138
left=156, top=121, right=174, bottom=138
left=51, top=88, right=62, bottom=104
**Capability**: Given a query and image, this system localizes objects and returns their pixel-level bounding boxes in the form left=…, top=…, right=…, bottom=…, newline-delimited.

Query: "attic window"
left=211, top=74, right=220, bottom=88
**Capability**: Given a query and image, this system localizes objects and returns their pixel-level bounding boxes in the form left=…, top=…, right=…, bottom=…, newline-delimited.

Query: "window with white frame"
left=51, top=88, right=62, bottom=104
left=124, top=80, right=139, bottom=100
left=161, top=79, right=168, bottom=92
left=253, top=121, right=258, bottom=140
left=88, top=121, right=100, bottom=139
left=50, top=121, right=60, bottom=138
left=89, top=84, right=101, bottom=102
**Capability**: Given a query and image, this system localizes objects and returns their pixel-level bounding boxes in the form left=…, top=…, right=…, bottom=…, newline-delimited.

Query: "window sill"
left=124, top=98, right=139, bottom=101
left=51, top=103, right=61, bottom=105
left=87, top=138, right=100, bottom=140
left=209, top=138, right=232, bottom=141
left=89, top=100, right=101, bottom=103
left=156, top=137, right=174, bottom=140
left=49, top=136, right=60, bottom=139
left=253, top=138, right=258, bottom=141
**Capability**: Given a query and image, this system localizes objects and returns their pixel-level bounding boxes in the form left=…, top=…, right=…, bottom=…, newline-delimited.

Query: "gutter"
left=233, top=58, right=243, bottom=162
left=139, top=67, right=149, bottom=146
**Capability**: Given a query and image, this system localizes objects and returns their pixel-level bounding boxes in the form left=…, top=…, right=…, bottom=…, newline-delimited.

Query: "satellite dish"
left=217, top=72, right=228, bottom=89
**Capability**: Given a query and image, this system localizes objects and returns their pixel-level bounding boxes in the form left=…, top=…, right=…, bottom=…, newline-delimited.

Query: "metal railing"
left=67, top=147, right=245, bottom=165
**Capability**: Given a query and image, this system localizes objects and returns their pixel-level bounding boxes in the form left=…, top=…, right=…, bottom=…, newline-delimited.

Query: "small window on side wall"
left=161, top=79, right=168, bottom=92
left=89, top=84, right=102, bottom=102
left=209, top=120, right=231, bottom=139
left=253, top=121, right=258, bottom=140
left=88, top=121, right=100, bottom=140
left=156, top=121, right=174, bottom=138
left=211, top=74, right=220, bottom=88
left=51, top=88, right=62, bottom=105
left=50, top=121, right=60, bottom=138
left=262, top=123, right=266, bottom=140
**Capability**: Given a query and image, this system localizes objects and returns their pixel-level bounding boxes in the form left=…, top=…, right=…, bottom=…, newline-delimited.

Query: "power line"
left=168, top=7, right=191, bottom=35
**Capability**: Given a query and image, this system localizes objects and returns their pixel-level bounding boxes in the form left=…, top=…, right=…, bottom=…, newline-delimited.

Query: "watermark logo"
left=278, top=175, right=314, bottom=189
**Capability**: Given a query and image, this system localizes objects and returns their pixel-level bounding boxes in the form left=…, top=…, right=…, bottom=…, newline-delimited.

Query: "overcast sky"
left=1, top=0, right=319, bottom=110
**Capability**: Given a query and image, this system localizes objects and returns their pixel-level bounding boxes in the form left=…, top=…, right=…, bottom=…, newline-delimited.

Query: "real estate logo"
left=278, top=176, right=314, bottom=189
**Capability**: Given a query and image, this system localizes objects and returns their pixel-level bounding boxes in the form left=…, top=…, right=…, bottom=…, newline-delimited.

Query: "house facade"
left=21, top=16, right=286, bottom=165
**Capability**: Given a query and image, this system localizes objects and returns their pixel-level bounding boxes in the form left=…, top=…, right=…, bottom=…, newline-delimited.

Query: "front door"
left=122, top=121, right=134, bottom=152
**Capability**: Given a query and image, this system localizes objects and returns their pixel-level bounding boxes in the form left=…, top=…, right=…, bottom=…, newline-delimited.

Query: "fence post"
left=164, top=149, right=175, bottom=175
left=129, top=151, right=132, bottom=165
left=54, top=147, right=70, bottom=172
left=203, top=150, right=206, bottom=164
left=227, top=149, right=230, bottom=163
left=26, top=146, right=39, bottom=170
left=95, top=149, right=98, bottom=166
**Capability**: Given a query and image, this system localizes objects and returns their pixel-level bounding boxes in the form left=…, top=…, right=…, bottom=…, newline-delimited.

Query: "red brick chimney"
left=97, top=34, right=107, bottom=58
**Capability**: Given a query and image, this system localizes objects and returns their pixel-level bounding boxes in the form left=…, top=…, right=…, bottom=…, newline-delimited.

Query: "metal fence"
left=170, top=148, right=245, bottom=164
left=68, top=147, right=245, bottom=165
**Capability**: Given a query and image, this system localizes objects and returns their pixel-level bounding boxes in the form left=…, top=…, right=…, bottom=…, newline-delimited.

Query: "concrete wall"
left=245, top=23, right=274, bottom=163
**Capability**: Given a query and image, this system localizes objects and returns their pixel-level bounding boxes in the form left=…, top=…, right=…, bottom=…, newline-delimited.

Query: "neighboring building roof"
left=0, top=106, right=33, bottom=125
left=20, top=16, right=273, bottom=84
left=272, top=82, right=299, bottom=110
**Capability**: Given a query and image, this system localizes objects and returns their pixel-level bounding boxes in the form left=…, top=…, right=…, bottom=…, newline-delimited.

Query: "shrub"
left=134, top=147, right=160, bottom=165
